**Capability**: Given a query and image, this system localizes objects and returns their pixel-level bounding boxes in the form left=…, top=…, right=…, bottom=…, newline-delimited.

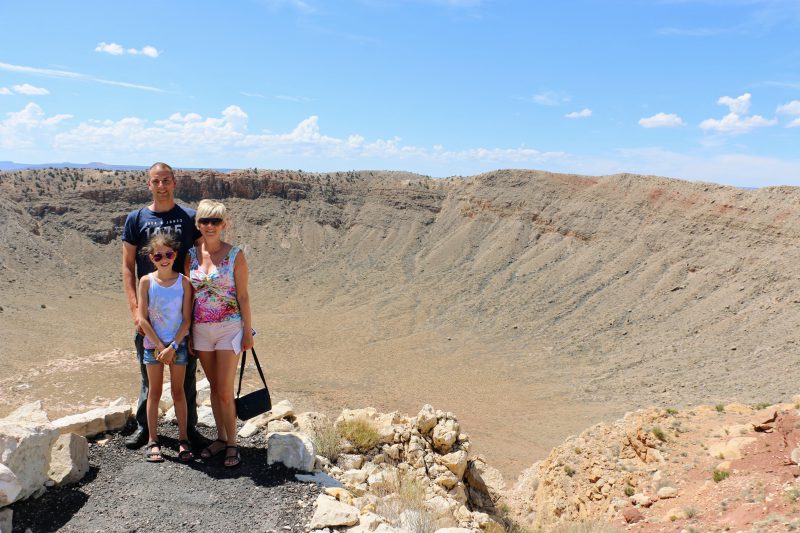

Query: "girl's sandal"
left=144, top=441, right=164, bottom=463
left=224, top=445, right=241, bottom=468
left=177, top=440, right=194, bottom=462
left=200, top=439, right=227, bottom=459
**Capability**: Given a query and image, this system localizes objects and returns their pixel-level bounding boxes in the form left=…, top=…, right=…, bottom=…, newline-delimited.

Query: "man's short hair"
left=148, top=162, right=174, bottom=178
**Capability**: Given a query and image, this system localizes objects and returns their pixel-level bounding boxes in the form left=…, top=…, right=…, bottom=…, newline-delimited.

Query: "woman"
left=186, top=199, right=253, bottom=467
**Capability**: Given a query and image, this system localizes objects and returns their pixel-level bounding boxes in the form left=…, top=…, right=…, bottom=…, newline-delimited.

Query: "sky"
left=0, top=0, right=799, bottom=187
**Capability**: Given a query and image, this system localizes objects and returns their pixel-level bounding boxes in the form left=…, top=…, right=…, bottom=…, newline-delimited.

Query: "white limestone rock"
left=337, top=454, right=365, bottom=471
left=340, top=469, right=369, bottom=486
left=6, top=402, right=50, bottom=425
left=51, top=402, right=131, bottom=437
left=432, top=419, right=459, bottom=454
left=367, top=467, right=399, bottom=492
left=196, top=406, right=216, bottom=428
left=0, top=464, right=21, bottom=506
left=269, top=399, right=295, bottom=421
left=439, top=450, right=468, bottom=480
left=295, top=411, right=330, bottom=436
left=196, top=378, right=211, bottom=406
left=0, top=419, right=59, bottom=502
left=48, top=433, right=89, bottom=486
left=309, top=494, right=360, bottom=529
left=416, top=404, right=438, bottom=434
left=267, top=432, right=316, bottom=472
left=267, top=419, right=295, bottom=433
left=237, top=399, right=296, bottom=434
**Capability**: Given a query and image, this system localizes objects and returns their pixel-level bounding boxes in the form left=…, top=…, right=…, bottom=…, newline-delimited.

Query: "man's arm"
left=122, top=241, right=142, bottom=333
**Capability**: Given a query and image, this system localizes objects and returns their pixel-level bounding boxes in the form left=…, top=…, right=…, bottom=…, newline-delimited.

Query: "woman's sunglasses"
left=151, top=251, right=176, bottom=262
left=198, top=217, right=223, bottom=226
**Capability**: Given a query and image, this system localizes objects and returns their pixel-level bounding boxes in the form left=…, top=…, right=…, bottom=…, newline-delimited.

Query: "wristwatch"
left=169, top=341, right=179, bottom=351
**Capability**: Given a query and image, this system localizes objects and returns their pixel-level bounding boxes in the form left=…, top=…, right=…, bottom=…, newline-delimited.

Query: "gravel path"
left=10, top=423, right=321, bottom=533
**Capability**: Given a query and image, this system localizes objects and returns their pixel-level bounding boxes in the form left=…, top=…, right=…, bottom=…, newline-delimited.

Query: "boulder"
left=0, top=419, right=59, bottom=502
left=432, top=419, right=459, bottom=454
left=48, top=433, right=89, bottom=486
left=308, top=494, right=360, bottom=529
left=51, top=402, right=131, bottom=437
left=267, top=419, right=295, bottom=433
left=622, top=506, right=644, bottom=524
left=0, top=508, right=11, bottom=533
left=267, top=432, right=315, bottom=472
left=196, top=378, right=211, bottom=405
left=295, top=411, right=331, bottom=436
left=269, top=399, right=295, bottom=421
left=340, top=469, right=369, bottom=486
left=367, top=467, right=400, bottom=492
left=416, top=404, right=438, bottom=434
left=439, top=450, right=468, bottom=479
left=196, top=406, right=216, bottom=428
left=337, top=454, right=365, bottom=471
left=6, top=402, right=50, bottom=425
left=0, top=463, right=21, bottom=506
left=464, top=457, right=506, bottom=509
left=656, top=486, right=678, bottom=499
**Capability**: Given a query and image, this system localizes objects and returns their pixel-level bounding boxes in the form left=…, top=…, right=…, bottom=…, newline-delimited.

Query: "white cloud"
left=96, top=42, right=159, bottom=58
left=0, top=102, right=72, bottom=150
left=0, top=62, right=163, bottom=92
left=718, top=93, right=752, bottom=114
left=565, top=108, right=592, bottom=119
left=699, top=92, right=776, bottom=133
left=12, top=83, right=49, bottom=95
left=0, top=103, right=559, bottom=168
left=777, top=100, right=800, bottom=115
left=529, top=90, right=571, bottom=106
left=638, top=112, right=685, bottom=128
left=95, top=42, right=124, bottom=55
left=0, top=87, right=12, bottom=95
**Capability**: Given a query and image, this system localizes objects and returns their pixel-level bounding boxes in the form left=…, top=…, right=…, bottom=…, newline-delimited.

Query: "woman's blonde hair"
left=196, top=199, right=227, bottom=223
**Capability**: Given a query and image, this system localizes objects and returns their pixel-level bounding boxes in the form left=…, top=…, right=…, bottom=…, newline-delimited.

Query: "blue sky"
left=0, top=0, right=799, bottom=187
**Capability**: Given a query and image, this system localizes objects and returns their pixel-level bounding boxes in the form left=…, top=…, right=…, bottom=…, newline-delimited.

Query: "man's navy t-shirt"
left=122, top=204, right=201, bottom=279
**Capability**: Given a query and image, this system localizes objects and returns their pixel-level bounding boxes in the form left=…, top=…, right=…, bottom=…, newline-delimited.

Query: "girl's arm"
left=233, top=250, right=253, bottom=351
left=137, top=277, right=165, bottom=352
left=172, top=275, right=192, bottom=346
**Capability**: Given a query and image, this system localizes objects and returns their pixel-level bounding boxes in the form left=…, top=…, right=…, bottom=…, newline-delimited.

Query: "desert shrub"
left=337, top=417, right=380, bottom=453
left=715, top=404, right=725, bottom=412
left=376, top=474, right=436, bottom=533
left=684, top=506, right=698, bottom=518
left=310, top=420, right=341, bottom=462
left=754, top=402, right=772, bottom=410
left=563, top=465, right=576, bottom=477
left=624, top=485, right=635, bottom=497
left=652, top=426, right=667, bottom=442
left=666, top=407, right=678, bottom=415
left=713, top=469, right=730, bottom=482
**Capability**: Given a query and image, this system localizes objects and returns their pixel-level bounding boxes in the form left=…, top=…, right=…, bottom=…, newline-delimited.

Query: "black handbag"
left=234, top=348, right=272, bottom=421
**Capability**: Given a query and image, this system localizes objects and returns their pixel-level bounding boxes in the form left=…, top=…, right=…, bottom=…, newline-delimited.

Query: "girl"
left=187, top=199, right=253, bottom=468
left=137, top=233, right=194, bottom=463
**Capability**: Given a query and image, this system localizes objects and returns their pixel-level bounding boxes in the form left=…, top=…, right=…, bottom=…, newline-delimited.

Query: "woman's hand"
left=242, top=328, right=254, bottom=351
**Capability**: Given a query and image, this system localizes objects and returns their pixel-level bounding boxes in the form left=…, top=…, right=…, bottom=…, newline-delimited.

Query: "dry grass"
left=545, top=520, right=620, bottom=533
left=309, top=420, right=342, bottom=462
left=337, top=417, right=380, bottom=453
left=375, top=474, right=436, bottom=533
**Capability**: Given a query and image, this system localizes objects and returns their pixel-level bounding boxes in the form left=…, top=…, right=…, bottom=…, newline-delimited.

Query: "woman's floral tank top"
left=188, top=245, right=242, bottom=323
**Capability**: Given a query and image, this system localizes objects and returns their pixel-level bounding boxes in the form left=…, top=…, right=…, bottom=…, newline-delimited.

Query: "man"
left=121, top=162, right=203, bottom=448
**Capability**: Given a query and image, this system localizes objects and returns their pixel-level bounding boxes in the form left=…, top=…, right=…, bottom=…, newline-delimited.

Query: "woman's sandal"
left=144, top=441, right=164, bottom=463
left=200, top=439, right=227, bottom=459
left=177, top=440, right=194, bottom=462
left=224, top=445, right=241, bottom=468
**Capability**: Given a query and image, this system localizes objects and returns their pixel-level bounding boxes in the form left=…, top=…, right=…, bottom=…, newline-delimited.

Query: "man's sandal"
left=224, top=445, right=241, bottom=468
left=200, top=439, right=227, bottom=459
left=178, top=440, right=194, bottom=462
left=144, top=441, right=164, bottom=463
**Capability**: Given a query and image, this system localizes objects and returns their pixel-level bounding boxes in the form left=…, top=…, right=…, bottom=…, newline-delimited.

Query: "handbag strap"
left=236, top=347, right=268, bottom=399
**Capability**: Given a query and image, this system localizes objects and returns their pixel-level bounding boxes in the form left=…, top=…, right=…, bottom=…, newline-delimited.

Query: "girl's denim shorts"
left=143, top=342, right=189, bottom=366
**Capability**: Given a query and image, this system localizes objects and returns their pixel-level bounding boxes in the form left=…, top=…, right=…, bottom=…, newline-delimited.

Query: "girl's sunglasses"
left=151, top=251, right=176, bottom=261
left=198, top=217, right=223, bottom=226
